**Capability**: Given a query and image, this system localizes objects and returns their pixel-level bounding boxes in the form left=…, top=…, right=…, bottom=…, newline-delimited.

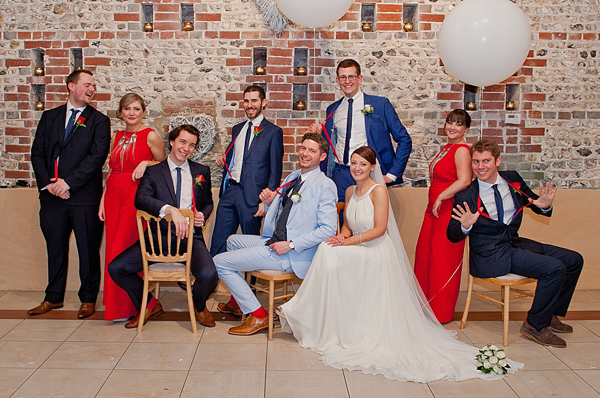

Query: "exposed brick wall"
left=0, top=0, right=598, bottom=188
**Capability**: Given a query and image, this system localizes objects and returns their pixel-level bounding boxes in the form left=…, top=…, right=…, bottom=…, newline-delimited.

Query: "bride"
left=278, top=146, right=522, bottom=382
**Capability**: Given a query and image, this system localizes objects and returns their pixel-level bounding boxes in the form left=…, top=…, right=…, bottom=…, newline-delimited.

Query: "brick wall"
left=1, top=0, right=598, bottom=188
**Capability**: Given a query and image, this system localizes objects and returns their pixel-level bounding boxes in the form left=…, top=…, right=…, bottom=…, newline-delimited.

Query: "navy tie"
left=175, top=167, right=182, bottom=208
left=343, top=98, right=353, bottom=165
left=492, top=184, right=504, bottom=223
left=64, top=109, right=79, bottom=143
left=243, top=121, right=253, bottom=160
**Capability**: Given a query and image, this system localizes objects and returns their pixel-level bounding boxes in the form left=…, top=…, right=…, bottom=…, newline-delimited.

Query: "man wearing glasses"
left=308, top=58, right=412, bottom=204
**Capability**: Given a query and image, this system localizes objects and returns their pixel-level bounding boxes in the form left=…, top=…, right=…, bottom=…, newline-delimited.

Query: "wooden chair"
left=136, top=209, right=197, bottom=333
left=460, top=239, right=536, bottom=346
left=244, top=270, right=302, bottom=340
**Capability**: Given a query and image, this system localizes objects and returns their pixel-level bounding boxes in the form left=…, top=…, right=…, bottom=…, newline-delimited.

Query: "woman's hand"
left=98, top=195, right=105, bottom=221
left=325, top=234, right=347, bottom=246
left=132, top=161, right=148, bottom=181
left=432, top=196, right=443, bottom=218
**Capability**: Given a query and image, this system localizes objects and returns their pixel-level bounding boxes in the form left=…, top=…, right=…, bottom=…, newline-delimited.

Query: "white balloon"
left=438, top=0, right=531, bottom=87
left=275, top=0, right=353, bottom=29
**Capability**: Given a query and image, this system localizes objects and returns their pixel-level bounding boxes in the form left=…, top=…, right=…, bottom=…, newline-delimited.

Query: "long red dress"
left=414, top=143, right=470, bottom=324
left=102, top=127, right=155, bottom=320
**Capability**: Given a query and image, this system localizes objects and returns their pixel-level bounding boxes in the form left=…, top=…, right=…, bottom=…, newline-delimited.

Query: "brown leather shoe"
left=217, top=302, right=243, bottom=317
left=27, top=301, right=63, bottom=316
left=125, top=301, right=163, bottom=329
left=520, top=321, right=567, bottom=348
left=195, top=307, right=216, bottom=327
left=228, top=315, right=269, bottom=336
left=78, top=303, right=95, bottom=319
left=549, top=315, right=573, bottom=333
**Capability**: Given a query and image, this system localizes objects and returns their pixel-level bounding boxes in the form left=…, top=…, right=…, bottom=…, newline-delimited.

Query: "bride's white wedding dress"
left=280, top=181, right=523, bottom=382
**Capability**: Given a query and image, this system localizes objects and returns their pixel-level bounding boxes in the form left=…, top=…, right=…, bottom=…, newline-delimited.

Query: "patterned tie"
left=243, top=121, right=253, bottom=160
left=492, top=184, right=504, bottom=223
left=64, top=108, right=79, bottom=143
left=343, top=98, right=353, bottom=165
left=175, top=167, right=182, bottom=208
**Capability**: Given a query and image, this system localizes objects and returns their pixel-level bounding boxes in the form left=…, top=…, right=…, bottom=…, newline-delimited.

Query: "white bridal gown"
left=280, top=182, right=523, bottom=382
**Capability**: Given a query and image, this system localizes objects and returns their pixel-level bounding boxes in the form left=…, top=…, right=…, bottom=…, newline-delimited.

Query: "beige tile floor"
left=1, top=289, right=600, bottom=397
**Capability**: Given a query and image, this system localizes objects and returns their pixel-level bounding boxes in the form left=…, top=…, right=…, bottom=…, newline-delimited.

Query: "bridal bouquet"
left=476, top=344, right=510, bottom=375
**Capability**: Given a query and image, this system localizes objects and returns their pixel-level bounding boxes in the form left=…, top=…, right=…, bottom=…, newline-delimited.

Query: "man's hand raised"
left=451, top=202, right=481, bottom=230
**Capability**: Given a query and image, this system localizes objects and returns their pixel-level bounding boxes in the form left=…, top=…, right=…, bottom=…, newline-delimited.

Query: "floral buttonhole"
left=291, top=191, right=301, bottom=203
left=194, top=174, right=205, bottom=189
left=75, top=116, right=86, bottom=128
left=253, top=126, right=263, bottom=136
left=361, top=105, right=374, bottom=114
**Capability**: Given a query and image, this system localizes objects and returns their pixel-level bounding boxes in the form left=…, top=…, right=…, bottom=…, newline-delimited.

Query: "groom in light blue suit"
left=214, top=133, right=338, bottom=336
left=309, top=59, right=412, bottom=203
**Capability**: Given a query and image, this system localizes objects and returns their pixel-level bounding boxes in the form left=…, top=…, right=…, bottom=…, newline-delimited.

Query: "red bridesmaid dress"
left=414, top=143, right=470, bottom=324
left=102, top=128, right=155, bottom=320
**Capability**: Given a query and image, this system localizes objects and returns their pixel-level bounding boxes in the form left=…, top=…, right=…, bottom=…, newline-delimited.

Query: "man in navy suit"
left=308, top=59, right=412, bottom=202
left=109, top=125, right=218, bottom=329
left=210, top=85, right=283, bottom=257
left=30, top=69, right=111, bottom=319
left=447, top=139, right=583, bottom=348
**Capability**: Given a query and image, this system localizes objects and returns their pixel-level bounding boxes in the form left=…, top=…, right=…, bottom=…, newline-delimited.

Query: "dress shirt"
left=65, top=101, right=86, bottom=128
left=334, top=91, right=367, bottom=166
left=159, top=157, right=193, bottom=217
left=230, top=114, right=264, bottom=182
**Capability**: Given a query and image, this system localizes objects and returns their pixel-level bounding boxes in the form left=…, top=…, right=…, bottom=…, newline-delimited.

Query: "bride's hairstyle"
left=352, top=146, right=376, bottom=165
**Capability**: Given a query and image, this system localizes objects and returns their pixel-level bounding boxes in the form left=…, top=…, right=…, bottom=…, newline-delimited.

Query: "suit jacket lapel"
left=244, top=118, right=266, bottom=160
left=500, top=171, right=523, bottom=225
left=159, top=161, right=177, bottom=205
left=288, top=170, right=320, bottom=221
left=363, top=94, right=374, bottom=147
left=53, top=105, right=68, bottom=148
left=63, top=106, right=93, bottom=147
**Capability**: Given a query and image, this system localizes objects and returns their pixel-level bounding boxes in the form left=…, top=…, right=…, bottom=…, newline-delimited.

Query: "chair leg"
left=460, top=275, right=474, bottom=329
left=138, top=278, right=150, bottom=333
left=268, top=279, right=275, bottom=341
left=502, top=285, right=510, bottom=347
left=186, top=277, right=198, bottom=334
left=154, top=282, right=160, bottom=299
left=283, top=280, right=288, bottom=302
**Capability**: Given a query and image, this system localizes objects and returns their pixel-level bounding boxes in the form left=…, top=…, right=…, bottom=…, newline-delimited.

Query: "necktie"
left=243, top=121, right=253, bottom=160
left=343, top=98, right=353, bottom=165
left=492, top=184, right=504, bottom=223
left=64, top=109, right=79, bottom=143
left=266, top=176, right=303, bottom=245
left=175, top=167, right=182, bottom=208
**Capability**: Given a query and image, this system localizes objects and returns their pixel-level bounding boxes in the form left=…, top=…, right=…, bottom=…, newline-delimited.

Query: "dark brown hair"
left=470, top=139, right=500, bottom=159
left=66, top=69, right=93, bottom=92
left=336, top=59, right=361, bottom=77
left=445, top=109, right=471, bottom=128
left=168, top=124, right=200, bottom=150
left=302, top=132, right=328, bottom=154
left=243, top=85, right=266, bottom=101
left=352, top=146, right=377, bottom=165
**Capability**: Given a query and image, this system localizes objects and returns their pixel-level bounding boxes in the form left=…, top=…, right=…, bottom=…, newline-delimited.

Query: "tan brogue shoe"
left=217, top=302, right=243, bottom=317
left=27, top=301, right=63, bottom=316
left=78, top=303, right=95, bottom=319
left=195, top=307, right=216, bottom=327
left=125, top=301, right=164, bottom=329
left=520, top=321, right=566, bottom=348
left=228, top=315, right=269, bottom=336
left=549, top=315, right=573, bottom=333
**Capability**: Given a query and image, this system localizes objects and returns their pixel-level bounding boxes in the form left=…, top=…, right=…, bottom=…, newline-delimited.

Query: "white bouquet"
left=476, top=344, right=510, bottom=375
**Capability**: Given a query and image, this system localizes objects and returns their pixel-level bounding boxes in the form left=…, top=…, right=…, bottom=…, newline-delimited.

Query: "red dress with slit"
left=102, top=128, right=154, bottom=320
left=414, top=143, right=469, bottom=323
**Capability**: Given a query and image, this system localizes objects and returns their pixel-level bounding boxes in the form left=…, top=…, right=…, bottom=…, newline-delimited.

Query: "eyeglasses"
left=337, top=75, right=359, bottom=82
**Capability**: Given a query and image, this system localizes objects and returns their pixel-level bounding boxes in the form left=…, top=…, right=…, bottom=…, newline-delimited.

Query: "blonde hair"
left=116, top=93, right=146, bottom=120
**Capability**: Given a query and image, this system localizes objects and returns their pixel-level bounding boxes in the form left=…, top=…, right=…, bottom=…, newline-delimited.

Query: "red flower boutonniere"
left=508, top=181, right=522, bottom=193
left=194, top=174, right=205, bottom=189
left=253, top=126, right=263, bottom=136
left=75, top=116, right=86, bottom=129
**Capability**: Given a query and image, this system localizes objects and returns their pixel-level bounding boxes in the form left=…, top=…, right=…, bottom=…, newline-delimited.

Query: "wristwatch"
left=288, top=241, right=295, bottom=250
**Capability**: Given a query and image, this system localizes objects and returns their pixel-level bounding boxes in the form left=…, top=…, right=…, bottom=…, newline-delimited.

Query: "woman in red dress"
left=99, top=93, right=166, bottom=321
left=414, top=109, right=472, bottom=324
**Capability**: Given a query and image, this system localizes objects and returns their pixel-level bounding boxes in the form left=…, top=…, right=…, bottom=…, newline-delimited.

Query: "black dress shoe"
left=520, top=321, right=566, bottom=348
left=549, top=315, right=573, bottom=333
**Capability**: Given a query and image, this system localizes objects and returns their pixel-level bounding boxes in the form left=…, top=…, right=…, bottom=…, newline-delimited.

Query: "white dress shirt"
left=334, top=91, right=367, bottom=166
left=65, top=101, right=86, bottom=128
left=159, top=157, right=193, bottom=217
left=230, top=114, right=264, bottom=183
left=478, top=176, right=516, bottom=224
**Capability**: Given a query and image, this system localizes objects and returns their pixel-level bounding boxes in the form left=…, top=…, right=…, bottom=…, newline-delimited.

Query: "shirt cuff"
left=159, top=204, right=169, bottom=218
left=461, top=225, right=472, bottom=235
left=541, top=205, right=552, bottom=213
left=385, top=173, right=397, bottom=182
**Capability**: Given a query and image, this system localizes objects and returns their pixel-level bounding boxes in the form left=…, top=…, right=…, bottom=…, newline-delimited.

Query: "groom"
left=214, top=133, right=338, bottom=336
left=447, top=139, right=583, bottom=348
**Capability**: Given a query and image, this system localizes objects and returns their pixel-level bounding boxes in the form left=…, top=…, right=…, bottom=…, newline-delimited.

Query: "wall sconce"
left=295, top=66, right=307, bottom=76
left=403, top=22, right=414, bottom=32
left=255, top=66, right=266, bottom=75
left=34, top=67, right=44, bottom=76
left=35, top=101, right=45, bottom=111
left=361, top=22, right=373, bottom=32
left=144, top=22, right=154, bottom=32
left=183, top=21, right=194, bottom=31
left=465, top=101, right=477, bottom=111
left=295, top=101, right=306, bottom=111
left=505, top=101, right=516, bottom=111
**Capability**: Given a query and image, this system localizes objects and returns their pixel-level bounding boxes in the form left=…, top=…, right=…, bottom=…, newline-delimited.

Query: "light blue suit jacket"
left=262, top=168, right=337, bottom=279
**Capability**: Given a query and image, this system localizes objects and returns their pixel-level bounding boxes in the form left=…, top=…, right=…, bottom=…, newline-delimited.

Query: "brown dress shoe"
left=217, top=302, right=243, bottom=317
left=125, top=301, right=163, bottom=329
left=27, top=301, right=63, bottom=316
left=549, top=315, right=573, bottom=333
left=228, top=315, right=269, bottom=336
left=195, top=307, right=216, bottom=327
left=520, top=321, right=566, bottom=348
left=78, top=303, right=96, bottom=319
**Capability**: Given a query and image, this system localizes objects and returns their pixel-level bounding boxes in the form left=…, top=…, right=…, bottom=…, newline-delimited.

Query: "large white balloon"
left=438, top=0, right=531, bottom=87
left=275, top=0, right=353, bottom=29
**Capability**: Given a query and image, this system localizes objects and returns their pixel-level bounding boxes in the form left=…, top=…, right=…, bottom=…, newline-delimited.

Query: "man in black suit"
left=109, top=124, right=218, bottom=329
left=30, top=69, right=111, bottom=318
left=447, top=139, right=583, bottom=348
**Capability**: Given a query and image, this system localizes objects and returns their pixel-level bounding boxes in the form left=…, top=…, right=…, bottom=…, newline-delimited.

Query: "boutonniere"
left=361, top=105, right=374, bottom=114
left=75, top=116, right=86, bottom=129
left=290, top=191, right=301, bottom=203
left=476, top=344, right=511, bottom=375
left=253, top=126, right=263, bottom=136
left=194, top=174, right=205, bottom=189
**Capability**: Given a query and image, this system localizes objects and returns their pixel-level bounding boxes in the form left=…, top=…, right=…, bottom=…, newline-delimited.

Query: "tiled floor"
left=1, top=289, right=600, bottom=397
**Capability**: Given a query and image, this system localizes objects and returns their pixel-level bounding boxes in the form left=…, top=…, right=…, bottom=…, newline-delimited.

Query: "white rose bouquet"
left=476, top=344, right=510, bottom=375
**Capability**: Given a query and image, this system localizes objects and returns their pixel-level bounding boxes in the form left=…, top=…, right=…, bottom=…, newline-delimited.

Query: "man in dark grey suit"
left=447, top=139, right=583, bottom=348
left=30, top=69, right=111, bottom=319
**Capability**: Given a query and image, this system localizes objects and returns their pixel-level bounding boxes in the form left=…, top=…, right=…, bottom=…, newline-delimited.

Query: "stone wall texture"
left=0, top=0, right=599, bottom=188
